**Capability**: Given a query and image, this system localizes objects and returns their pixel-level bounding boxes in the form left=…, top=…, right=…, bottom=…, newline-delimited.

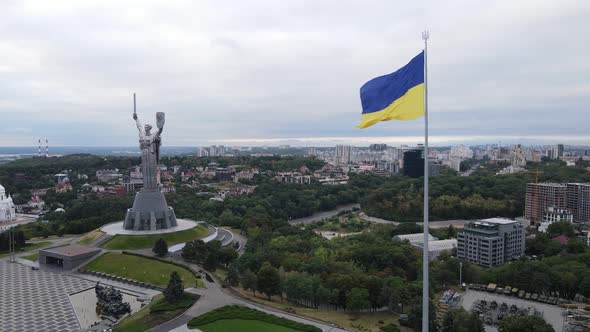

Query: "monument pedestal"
left=123, top=189, right=177, bottom=231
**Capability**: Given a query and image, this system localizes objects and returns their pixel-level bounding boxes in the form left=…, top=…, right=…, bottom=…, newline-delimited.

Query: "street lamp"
left=459, top=262, right=463, bottom=287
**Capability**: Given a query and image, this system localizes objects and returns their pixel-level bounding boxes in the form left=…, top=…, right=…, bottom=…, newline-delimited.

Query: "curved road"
left=289, top=204, right=360, bottom=225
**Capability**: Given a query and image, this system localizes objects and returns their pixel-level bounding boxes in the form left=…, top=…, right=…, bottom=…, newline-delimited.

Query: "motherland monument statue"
left=123, top=93, right=178, bottom=230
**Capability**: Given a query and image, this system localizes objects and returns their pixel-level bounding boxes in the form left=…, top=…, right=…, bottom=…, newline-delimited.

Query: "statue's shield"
left=156, top=112, right=165, bottom=129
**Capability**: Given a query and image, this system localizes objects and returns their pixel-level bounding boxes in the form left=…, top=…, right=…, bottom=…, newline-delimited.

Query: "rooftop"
left=41, top=244, right=100, bottom=257
left=393, top=233, right=437, bottom=244
left=551, top=235, right=570, bottom=245
left=413, top=239, right=458, bottom=251
left=479, top=218, right=519, bottom=225
left=528, top=183, right=567, bottom=187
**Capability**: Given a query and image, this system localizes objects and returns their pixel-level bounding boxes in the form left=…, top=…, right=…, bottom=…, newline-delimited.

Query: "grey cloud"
left=0, top=0, right=588, bottom=146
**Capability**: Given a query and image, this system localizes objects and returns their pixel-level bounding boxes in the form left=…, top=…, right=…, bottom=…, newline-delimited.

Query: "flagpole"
left=421, top=30, right=430, bottom=332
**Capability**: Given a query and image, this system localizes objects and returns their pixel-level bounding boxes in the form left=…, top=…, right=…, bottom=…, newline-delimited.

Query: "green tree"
left=152, top=238, right=168, bottom=257
left=256, top=264, right=282, bottom=300
left=566, top=239, right=586, bottom=254
left=181, top=240, right=209, bottom=262
left=241, top=269, right=258, bottom=295
left=498, top=315, right=554, bottom=332
left=346, top=288, right=370, bottom=311
left=164, top=271, right=184, bottom=303
left=225, top=263, right=240, bottom=287
left=218, top=247, right=238, bottom=267
left=579, top=275, right=590, bottom=298
left=441, top=308, right=484, bottom=332
left=204, top=252, right=219, bottom=271
left=547, top=221, right=575, bottom=238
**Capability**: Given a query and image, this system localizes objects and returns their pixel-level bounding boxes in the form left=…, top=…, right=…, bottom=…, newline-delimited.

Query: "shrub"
left=188, top=305, right=321, bottom=332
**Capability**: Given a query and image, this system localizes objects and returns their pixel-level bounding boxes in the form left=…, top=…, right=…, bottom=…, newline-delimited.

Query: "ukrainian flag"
left=358, top=51, right=425, bottom=128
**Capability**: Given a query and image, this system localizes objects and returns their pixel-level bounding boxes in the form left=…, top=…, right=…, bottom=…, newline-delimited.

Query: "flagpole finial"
left=422, top=30, right=429, bottom=41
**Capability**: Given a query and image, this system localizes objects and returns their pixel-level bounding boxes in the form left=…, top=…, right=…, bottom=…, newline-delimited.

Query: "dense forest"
left=230, top=220, right=430, bottom=329
left=362, top=160, right=590, bottom=222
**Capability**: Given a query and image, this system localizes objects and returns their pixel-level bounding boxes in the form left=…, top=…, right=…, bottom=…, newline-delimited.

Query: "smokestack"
left=45, top=139, right=49, bottom=158
left=38, top=139, right=41, bottom=157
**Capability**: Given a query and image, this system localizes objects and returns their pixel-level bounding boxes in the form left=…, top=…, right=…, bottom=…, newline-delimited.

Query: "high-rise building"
left=403, top=149, right=424, bottom=178
left=335, top=145, right=352, bottom=165
left=525, top=182, right=590, bottom=224
left=369, top=143, right=387, bottom=151
left=548, top=144, right=564, bottom=160
left=511, top=144, right=526, bottom=167
left=450, top=144, right=474, bottom=159
left=524, top=183, right=568, bottom=225
left=448, top=156, right=462, bottom=172
left=196, top=147, right=209, bottom=157
left=566, top=183, right=590, bottom=223
left=402, top=149, right=440, bottom=178
left=457, top=218, right=525, bottom=267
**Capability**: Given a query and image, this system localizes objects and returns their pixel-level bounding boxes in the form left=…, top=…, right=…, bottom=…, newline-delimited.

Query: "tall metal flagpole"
left=421, top=30, right=430, bottom=332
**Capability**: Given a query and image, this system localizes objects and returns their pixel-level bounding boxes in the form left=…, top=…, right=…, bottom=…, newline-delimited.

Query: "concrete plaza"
left=0, top=260, right=96, bottom=332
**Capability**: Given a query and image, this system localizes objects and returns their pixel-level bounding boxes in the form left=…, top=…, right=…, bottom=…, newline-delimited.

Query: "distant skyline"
left=1, top=0, right=588, bottom=147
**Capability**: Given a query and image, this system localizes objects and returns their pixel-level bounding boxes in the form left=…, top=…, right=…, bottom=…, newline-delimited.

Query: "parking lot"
left=460, top=289, right=565, bottom=332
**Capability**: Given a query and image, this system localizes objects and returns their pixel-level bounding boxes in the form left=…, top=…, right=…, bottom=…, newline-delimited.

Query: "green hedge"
left=150, top=293, right=198, bottom=313
left=187, top=305, right=321, bottom=332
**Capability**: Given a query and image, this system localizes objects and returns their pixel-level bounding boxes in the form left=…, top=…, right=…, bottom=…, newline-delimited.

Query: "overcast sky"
left=0, top=0, right=588, bottom=147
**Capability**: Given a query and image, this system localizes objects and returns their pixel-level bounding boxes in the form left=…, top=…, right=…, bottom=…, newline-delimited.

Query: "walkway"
left=149, top=271, right=347, bottom=332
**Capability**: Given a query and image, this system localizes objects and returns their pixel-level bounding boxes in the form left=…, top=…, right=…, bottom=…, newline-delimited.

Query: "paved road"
left=289, top=204, right=360, bottom=225
left=149, top=269, right=347, bottom=332
left=358, top=212, right=469, bottom=229
left=287, top=204, right=470, bottom=230
left=358, top=212, right=398, bottom=224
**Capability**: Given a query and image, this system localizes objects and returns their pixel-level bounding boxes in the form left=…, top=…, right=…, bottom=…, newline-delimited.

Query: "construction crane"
left=525, top=169, right=544, bottom=225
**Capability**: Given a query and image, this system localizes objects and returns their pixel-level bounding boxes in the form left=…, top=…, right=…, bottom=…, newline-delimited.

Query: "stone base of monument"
left=123, top=189, right=178, bottom=231
left=101, top=218, right=200, bottom=236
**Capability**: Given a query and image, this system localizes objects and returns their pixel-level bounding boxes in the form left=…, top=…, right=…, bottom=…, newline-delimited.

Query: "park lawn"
left=78, top=229, right=104, bottom=245
left=232, top=287, right=409, bottom=332
left=21, top=252, right=40, bottom=261
left=198, top=319, right=299, bottom=332
left=115, top=293, right=198, bottom=332
left=0, top=241, right=52, bottom=258
left=102, top=225, right=209, bottom=250
left=84, top=252, right=198, bottom=287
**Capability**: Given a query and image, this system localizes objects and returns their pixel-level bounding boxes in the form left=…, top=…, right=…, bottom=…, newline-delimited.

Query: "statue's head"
left=144, top=124, right=152, bottom=134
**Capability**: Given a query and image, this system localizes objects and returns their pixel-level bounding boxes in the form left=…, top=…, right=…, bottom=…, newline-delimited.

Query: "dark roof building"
left=39, top=245, right=101, bottom=270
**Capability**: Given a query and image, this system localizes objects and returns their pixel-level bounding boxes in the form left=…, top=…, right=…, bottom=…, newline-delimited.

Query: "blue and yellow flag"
left=358, top=51, right=424, bottom=128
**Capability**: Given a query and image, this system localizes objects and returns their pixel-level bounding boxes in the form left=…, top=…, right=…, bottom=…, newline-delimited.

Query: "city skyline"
left=1, top=0, right=588, bottom=146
